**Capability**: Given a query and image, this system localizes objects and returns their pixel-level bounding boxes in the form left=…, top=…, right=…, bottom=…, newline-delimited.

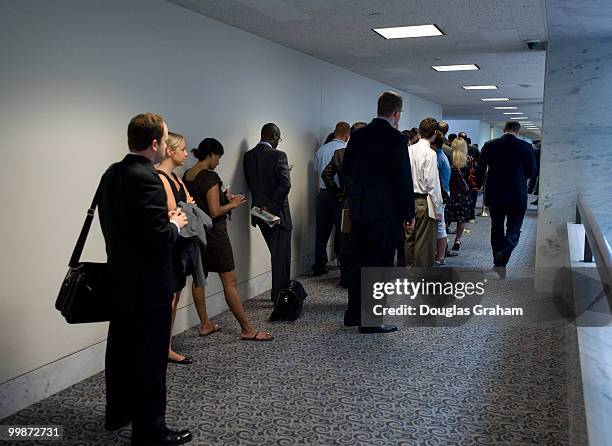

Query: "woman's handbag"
left=55, top=183, right=111, bottom=324
left=450, top=168, right=470, bottom=196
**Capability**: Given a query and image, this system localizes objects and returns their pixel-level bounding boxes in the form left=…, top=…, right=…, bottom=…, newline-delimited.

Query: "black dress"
left=157, top=170, right=188, bottom=292
left=445, top=164, right=473, bottom=224
left=183, top=169, right=235, bottom=276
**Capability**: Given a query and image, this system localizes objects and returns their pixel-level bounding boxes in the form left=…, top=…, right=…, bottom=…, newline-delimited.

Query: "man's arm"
left=133, top=170, right=180, bottom=248
left=321, top=156, right=340, bottom=196
left=423, top=151, right=443, bottom=219
left=390, top=140, right=415, bottom=222
left=268, top=151, right=291, bottom=212
left=476, top=143, right=489, bottom=189
left=523, top=143, right=537, bottom=180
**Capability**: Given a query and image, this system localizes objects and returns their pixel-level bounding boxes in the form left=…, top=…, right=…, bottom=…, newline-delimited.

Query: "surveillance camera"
left=525, top=40, right=540, bottom=50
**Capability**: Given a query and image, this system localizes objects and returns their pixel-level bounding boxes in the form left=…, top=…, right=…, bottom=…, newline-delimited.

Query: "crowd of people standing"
left=94, top=90, right=537, bottom=444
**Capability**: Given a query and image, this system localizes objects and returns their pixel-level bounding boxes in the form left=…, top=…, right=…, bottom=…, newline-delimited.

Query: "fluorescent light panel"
left=432, top=64, right=479, bottom=72
left=463, top=85, right=498, bottom=90
left=503, top=112, right=523, bottom=115
left=373, top=24, right=443, bottom=39
left=494, top=106, right=517, bottom=109
left=481, top=98, right=509, bottom=101
left=514, top=117, right=529, bottom=120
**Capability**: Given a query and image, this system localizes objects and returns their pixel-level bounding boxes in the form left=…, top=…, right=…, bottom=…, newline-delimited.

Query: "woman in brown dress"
left=184, top=138, right=272, bottom=341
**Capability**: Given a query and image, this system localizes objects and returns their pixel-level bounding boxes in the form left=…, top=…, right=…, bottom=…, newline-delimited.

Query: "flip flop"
left=241, top=330, right=273, bottom=342
left=198, top=324, right=221, bottom=337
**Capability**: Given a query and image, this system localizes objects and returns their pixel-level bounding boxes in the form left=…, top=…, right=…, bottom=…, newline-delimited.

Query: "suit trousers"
left=405, top=197, right=437, bottom=268
left=314, top=190, right=338, bottom=271
left=259, top=223, right=292, bottom=302
left=488, top=205, right=526, bottom=266
left=105, top=301, right=171, bottom=439
left=346, top=221, right=399, bottom=324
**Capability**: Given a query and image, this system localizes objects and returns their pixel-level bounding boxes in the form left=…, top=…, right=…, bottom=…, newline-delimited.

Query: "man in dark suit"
left=244, top=123, right=292, bottom=303
left=98, top=113, right=191, bottom=445
left=476, top=121, right=536, bottom=274
left=342, top=91, right=415, bottom=333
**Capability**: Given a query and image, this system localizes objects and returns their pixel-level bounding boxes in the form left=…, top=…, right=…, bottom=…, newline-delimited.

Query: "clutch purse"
left=55, top=182, right=111, bottom=324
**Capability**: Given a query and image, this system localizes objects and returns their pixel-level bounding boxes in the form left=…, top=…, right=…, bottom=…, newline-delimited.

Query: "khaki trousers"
left=405, top=196, right=436, bottom=268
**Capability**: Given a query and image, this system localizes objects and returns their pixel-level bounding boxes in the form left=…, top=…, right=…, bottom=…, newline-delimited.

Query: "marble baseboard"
left=0, top=251, right=315, bottom=420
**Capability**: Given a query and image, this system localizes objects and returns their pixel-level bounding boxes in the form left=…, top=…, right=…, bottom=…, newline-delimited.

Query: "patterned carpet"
left=1, top=202, right=586, bottom=445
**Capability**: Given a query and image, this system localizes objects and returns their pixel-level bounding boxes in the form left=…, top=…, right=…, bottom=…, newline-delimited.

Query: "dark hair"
left=438, top=121, right=449, bottom=134
left=533, top=139, right=541, bottom=145
left=432, top=131, right=445, bottom=150
left=192, top=138, right=224, bottom=160
left=127, top=113, right=164, bottom=152
left=324, top=132, right=335, bottom=144
left=261, top=123, right=280, bottom=141
left=458, top=132, right=468, bottom=140
left=419, top=117, right=439, bottom=139
left=448, top=133, right=457, bottom=143
left=377, top=91, right=403, bottom=117
left=408, top=127, right=420, bottom=139
left=504, top=121, right=521, bottom=132
left=351, top=122, right=367, bottom=133
left=466, top=137, right=472, bottom=144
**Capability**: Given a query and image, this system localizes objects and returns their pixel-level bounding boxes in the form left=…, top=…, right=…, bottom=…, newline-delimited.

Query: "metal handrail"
left=575, top=193, right=612, bottom=301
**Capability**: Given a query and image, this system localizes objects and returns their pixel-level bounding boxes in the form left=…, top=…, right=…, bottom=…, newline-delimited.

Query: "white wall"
left=444, top=119, right=493, bottom=148
left=0, top=0, right=442, bottom=415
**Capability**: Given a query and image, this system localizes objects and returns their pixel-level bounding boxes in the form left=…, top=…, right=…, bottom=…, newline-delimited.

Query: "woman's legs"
left=192, top=283, right=220, bottom=336
left=219, top=270, right=272, bottom=340
left=454, top=222, right=465, bottom=248
left=168, top=290, right=185, bottom=361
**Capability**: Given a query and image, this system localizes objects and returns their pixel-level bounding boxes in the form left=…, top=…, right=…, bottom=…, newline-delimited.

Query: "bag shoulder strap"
left=68, top=179, right=103, bottom=267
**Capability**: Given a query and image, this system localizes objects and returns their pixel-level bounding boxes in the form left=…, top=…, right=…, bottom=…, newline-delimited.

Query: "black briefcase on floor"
left=270, top=280, right=307, bottom=322
left=55, top=182, right=111, bottom=324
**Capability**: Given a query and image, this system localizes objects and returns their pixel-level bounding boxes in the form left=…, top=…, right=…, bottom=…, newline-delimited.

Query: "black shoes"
left=105, top=417, right=130, bottom=431
left=358, top=325, right=398, bottom=334
left=168, top=355, right=193, bottom=365
left=132, top=429, right=193, bottom=445
left=452, top=240, right=461, bottom=251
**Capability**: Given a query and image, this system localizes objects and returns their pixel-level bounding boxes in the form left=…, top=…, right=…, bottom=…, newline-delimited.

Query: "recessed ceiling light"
left=432, top=64, right=479, bottom=72
left=514, top=117, right=529, bottom=120
left=372, top=24, right=444, bottom=39
left=481, top=98, right=509, bottom=101
left=494, top=106, right=517, bottom=110
left=503, top=112, right=524, bottom=115
left=463, top=85, right=498, bottom=90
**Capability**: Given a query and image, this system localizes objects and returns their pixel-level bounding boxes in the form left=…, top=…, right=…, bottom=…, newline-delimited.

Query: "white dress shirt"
left=314, top=139, right=346, bottom=189
left=408, top=139, right=443, bottom=220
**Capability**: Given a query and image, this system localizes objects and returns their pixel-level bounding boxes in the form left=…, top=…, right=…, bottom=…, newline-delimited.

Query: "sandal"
left=241, top=330, right=273, bottom=342
left=198, top=323, right=221, bottom=337
left=452, top=240, right=461, bottom=251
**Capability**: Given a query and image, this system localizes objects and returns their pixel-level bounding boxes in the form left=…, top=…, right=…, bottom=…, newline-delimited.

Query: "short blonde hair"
left=166, top=131, right=186, bottom=155
left=451, top=138, right=468, bottom=169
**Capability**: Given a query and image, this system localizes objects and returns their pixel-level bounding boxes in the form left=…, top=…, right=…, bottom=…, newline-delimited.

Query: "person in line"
left=408, top=127, right=420, bottom=145
left=476, top=121, right=536, bottom=276
left=244, top=123, right=292, bottom=303
left=320, top=121, right=366, bottom=287
left=99, top=113, right=192, bottom=445
left=156, top=132, right=196, bottom=364
left=342, top=91, right=415, bottom=333
left=445, top=137, right=473, bottom=252
left=467, top=139, right=480, bottom=221
left=405, top=117, right=443, bottom=268
left=438, top=121, right=453, bottom=161
left=431, top=132, right=452, bottom=265
left=313, top=121, right=350, bottom=276
left=183, top=138, right=273, bottom=341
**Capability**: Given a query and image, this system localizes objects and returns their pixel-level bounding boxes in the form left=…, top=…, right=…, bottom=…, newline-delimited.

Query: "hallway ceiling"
left=166, top=0, right=547, bottom=137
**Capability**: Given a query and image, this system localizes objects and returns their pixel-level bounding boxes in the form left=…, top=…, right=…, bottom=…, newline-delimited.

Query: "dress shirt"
left=314, top=138, right=345, bottom=189
left=409, top=139, right=443, bottom=219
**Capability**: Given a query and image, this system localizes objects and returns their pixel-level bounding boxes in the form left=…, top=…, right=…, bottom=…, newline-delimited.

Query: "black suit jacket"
left=98, top=154, right=178, bottom=311
left=476, top=133, right=536, bottom=208
left=243, top=143, right=292, bottom=230
left=342, top=118, right=415, bottom=228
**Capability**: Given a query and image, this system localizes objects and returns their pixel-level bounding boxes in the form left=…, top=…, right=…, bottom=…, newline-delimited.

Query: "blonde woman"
left=444, top=138, right=473, bottom=251
left=157, top=132, right=196, bottom=364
